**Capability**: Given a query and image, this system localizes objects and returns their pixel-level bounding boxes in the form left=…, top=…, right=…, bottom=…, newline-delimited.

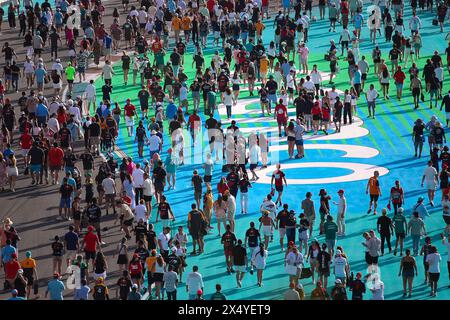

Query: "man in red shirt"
left=393, top=66, right=406, bottom=100
left=151, top=37, right=163, bottom=55
left=19, top=128, right=32, bottom=168
left=187, top=110, right=201, bottom=145
left=81, top=226, right=101, bottom=270
left=5, top=253, right=21, bottom=289
left=124, top=99, right=137, bottom=137
left=48, top=142, right=64, bottom=185
left=271, top=163, right=288, bottom=206
left=274, top=99, right=288, bottom=137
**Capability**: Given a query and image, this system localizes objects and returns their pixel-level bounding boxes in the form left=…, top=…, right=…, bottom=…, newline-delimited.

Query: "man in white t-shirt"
left=134, top=200, right=148, bottom=223
left=303, top=76, right=315, bottom=95
left=186, top=266, right=204, bottom=300
left=333, top=189, right=347, bottom=236
left=328, top=86, right=339, bottom=106
left=142, top=172, right=154, bottom=214
left=52, top=59, right=64, bottom=76
left=23, top=57, right=35, bottom=89
left=365, top=84, right=379, bottom=119
left=67, top=100, right=82, bottom=125
left=132, top=163, right=145, bottom=202
left=148, top=130, right=162, bottom=158
left=84, top=80, right=96, bottom=115
left=421, top=160, right=438, bottom=206
left=101, top=173, right=117, bottom=215
left=333, top=249, right=349, bottom=285
left=249, top=143, right=261, bottom=181
left=158, top=227, right=171, bottom=259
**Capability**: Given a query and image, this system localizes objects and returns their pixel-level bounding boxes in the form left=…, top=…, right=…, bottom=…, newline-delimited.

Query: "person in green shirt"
left=393, top=207, right=408, bottom=256
left=65, top=62, right=76, bottom=96
left=164, top=148, right=178, bottom=190
left=324, top=215, right=338, bottom=257
left=210, top=284, right=227, bottom=300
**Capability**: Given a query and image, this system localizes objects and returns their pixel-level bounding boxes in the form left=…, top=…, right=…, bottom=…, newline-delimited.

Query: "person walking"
left=333, top=189, right=346, bottom=236
left=365, top=84, right=379, bottom=119
left=399, top=249, right=418, bottom=298
left=232, top=239, right=247, bottom=288
left=251, top=243, right=268, bottom=287
left=366, top=170, right=381, bottom=215
left=421, top=160, right=438, bottom=206
left=408, top=211, right=427, bottom=256
left=426, top=246, right=441, bottom=297
left=377, top=208, right=394, bottom=255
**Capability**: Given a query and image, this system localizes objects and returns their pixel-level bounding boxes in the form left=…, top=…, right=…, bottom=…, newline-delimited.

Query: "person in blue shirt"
left=45, top=273, right=65, bottom=300
left=34, top=64, right=47, bottom=92
left=7, top=289, right=25, bottom=300
left=64, top=225, right=79, bottom=268
left=281, top=60, right=291, bottom=78
left=74, top=279, right=90, bottom=300
left=166, top=100, right=177, bottom=120
left=353, top=10, right=364, bottom=39
left=352, top=65, right=362, bottom=97
left=1, top=239, right=17, bottom=265
left=36, top=101, right=49, bottom=127
left=3, top=143, right=14, bottom=159
left=103, top=33, right=113, bottom=60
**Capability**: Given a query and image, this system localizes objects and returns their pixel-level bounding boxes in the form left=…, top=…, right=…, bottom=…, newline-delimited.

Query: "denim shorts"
left=60, top=197, right=72, bottom=208
left=30, top=164, right=42, bottom=174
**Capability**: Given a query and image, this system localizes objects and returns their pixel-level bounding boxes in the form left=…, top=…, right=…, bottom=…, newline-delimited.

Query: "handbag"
left=432, top=18, right=438, bottom=26
left=324, top=54, right=330, bottom=61
left=300, top=267, right=312, bottom=279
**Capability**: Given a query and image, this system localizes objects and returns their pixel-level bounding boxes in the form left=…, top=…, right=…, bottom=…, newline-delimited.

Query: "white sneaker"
left=101, top=241, right=106, bottom=245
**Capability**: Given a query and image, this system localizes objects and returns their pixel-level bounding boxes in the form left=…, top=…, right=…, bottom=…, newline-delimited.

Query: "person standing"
left=377, top=208, right=394, bottom=255
left=348, top=272, right=366, bottom=300
left=187, top=204, right=205, bottom=255
left=324, top=215, right=338, bottom=257
left=163, top=265, right=179, bottom=300
left=301, top=192, right=316, bottom=235
left=366, top=170, right=381, bottom=215
left=333, top=189, right=346, bottom=236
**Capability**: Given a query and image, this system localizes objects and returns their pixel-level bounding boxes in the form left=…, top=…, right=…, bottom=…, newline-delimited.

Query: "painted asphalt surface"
left=95, top=5, right=450, bottom=300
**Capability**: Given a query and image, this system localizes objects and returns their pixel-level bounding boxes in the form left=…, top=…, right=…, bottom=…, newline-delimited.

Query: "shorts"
left=319, top=270, right=330, bottom=277
left=288, top=87, right=294, bottom=94
left=132, top=272, right=143, bottom=280
left=295, top=139, right=304, bottom=146
left=85, top=250, right=96, bottom=260
left=30, top=164, right=42, bottom=173
left=326, top=239, right=336, bottom=251
left=234, top=265, right=246, bottom=273
left=429, top=272, right=440, bottom=282
left=143, top=195, right=152, bottom=202
left=278, top=227, right=286, bottom=238
left=21, top=149, right=30, bottom=157
left=262, top=225, right=272, bottom=237
left=77, top=66, right=85, bottom=73
left=224, top=248, right=233, bottom=256
left=275, top=185, right=284, bottom=192
left=250, top=163, right=258, bottom=170
left=65, top=249, right=77, bottom=261
left=277, top=118, right=287, bottom=126
left=412, top=87, right=420, bottom=97
left=395, top=83, right=403, bottom=90
left=396, top=232, right=405, bottom=239
left=124, top=218, right=134, bottom=226
left=50, top=165, right=62, bottom=171
left=105, top=193, right=116, bottom=202
left=194, top=191, right=202, bottom=201
left=365, top=252, right=378, bottom=265
left=60, top=197, right=72, bottom=208
left=204, top=175, right=212, bottom=183
left=370, top=194, right=379, bottom=202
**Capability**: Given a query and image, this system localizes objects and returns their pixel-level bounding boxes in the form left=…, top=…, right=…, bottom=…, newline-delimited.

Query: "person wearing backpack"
left=92, top=277, right=110, bottom=300
left=331, top=279, right=348, bottom=300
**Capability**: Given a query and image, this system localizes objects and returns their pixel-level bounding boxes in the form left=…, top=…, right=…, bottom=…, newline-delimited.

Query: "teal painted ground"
left=93, top=4, right=450, bottom=300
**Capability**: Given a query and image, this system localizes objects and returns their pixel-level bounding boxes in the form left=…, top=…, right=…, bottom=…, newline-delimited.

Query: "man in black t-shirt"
left=232, top=239, right=247, bottom=287
left=58, top=123, right=72, bottom=149
left=138, top=86, right=150, bottom=119
left=152, top=161, right=167, bottom=204
left=188, top=204, right=206, bottom=254
left=59, top=177, right=74, bottom=219
left=85, top=197, right=104, bottom=244
left=135, top=121, right=147, bottom=158
left=79, top=151, right=94, bottom=177
left=276, top=204, right=290, bottom=251
left=49, top=27, right=62, bottom=60
left=265, top=75, right=278, bottom=109
left=156, top=195, right=174, bottom=228
left=205, top=114, right=218, bottom=152
left=170, top=48, right=181, bottom=78
left=29, top=141, right=45, bottom=185
left=192, top=170, right=203, bottom=209
left=146, top=224, right=157, bottom=250
left=88, top=120, right=101, bottom=155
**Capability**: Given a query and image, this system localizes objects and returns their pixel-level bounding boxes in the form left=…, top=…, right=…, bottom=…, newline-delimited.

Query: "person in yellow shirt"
left=181, top=14, right=192, bottom=43
left=256, top=20, right=266, bottom=42
left=259, top=54, right=269, bottom=85
left=172, top=15, right=182, bottom=42
left=20, top=251, right=39, bottom=300
left=145, top=249, right=157, bottom=297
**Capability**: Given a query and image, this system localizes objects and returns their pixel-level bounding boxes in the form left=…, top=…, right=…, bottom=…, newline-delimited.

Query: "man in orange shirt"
left=260, top=54, right=269, bottom=85
left=181, top=14, right=192, bottom=43
left=256, top=20, right=265, bottom=42
left=366, top=170, right=381, bottom=215
left=171, top=14, right=182, bottom=43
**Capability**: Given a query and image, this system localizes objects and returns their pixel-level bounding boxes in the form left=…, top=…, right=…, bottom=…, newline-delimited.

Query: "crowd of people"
left=0, top=0, right=450, bottom=301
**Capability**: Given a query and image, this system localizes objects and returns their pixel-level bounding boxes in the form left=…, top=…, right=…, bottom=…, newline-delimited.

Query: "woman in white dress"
left=252, top=243, right=268, bottom=287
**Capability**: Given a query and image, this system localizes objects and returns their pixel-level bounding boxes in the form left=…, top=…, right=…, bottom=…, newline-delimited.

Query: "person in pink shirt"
left=298, top=43, right=310, bottom=74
